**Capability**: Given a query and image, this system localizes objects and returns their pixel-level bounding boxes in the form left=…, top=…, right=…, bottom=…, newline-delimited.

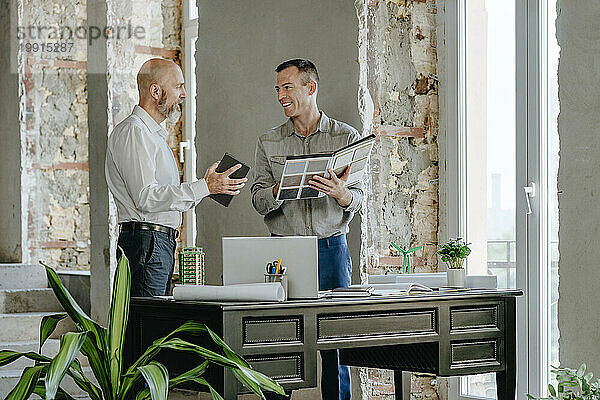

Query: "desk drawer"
left=243, top=316, right=303, bottom=345
left=245, top=353, right=304, bottom=381
left=450, top=305, right=499, bottom=331
left=317, top=309, right=436, bottom=340
left=450, top=339, right=500, bottom=367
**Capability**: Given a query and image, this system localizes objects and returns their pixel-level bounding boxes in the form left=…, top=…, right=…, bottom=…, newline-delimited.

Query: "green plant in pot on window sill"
left=0, top=253, right=285, bottom=400
left=438, top=238, right=471, bottom=288
left=527, top=363, right=600, bottom=400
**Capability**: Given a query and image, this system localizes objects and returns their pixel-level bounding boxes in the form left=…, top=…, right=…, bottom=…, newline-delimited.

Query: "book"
left=275, top=134, right=376, bottom=201
left=208, top=153, right=251, bottom=207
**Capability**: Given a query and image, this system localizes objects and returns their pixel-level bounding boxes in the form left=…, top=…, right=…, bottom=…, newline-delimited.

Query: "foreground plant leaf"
left=39, top=313, right=68, bottom=352
left=33, top=383, right=78, bottom=400
left=45, top=331, right=89, bottom=400
left=6, top=365, right=45, bottom=400
left=23, top=255, right=285, bottom=400
left=0, top=350, right=50, bottom=367
left=41, top=262, right=112, bottom=398
left=137, top=361, right=169, bottom=400
left=108, top=251, right=131, bottom=399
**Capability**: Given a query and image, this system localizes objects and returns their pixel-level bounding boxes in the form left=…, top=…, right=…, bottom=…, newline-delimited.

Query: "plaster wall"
left=0, top=0, right=22, bottom=262
left=557, top=0, right=600, bottom=373
left=195, top=0, right=361, bottom=286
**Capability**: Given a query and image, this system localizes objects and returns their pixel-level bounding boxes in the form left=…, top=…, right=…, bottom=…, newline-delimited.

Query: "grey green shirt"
left=251, top=112, right=364, bottom=239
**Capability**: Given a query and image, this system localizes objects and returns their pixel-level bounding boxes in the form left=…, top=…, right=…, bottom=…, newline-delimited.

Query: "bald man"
left=105, top=58, right=247, bottom=297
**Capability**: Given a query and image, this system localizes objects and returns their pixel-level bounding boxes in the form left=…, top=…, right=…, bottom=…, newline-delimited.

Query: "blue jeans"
left=117, top=230, right=176, bottom=297
left=319, top=234, right=352, bottom=400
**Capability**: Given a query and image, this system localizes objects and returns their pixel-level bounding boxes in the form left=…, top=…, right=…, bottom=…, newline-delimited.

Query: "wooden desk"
left=125, top=290, right=522, bottom=400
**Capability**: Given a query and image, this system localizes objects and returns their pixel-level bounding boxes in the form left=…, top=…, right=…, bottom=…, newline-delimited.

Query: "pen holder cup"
left=264, top=273, right=288, bottom=301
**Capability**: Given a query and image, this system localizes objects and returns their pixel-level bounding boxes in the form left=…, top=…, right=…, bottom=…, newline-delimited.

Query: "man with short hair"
left=106, top=58, right=247, bottom=297
left=252, top=59, right=363, bottom=400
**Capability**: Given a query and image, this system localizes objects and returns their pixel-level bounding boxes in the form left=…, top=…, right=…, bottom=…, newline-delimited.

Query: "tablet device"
left=208, top=153, right=250, bottom=207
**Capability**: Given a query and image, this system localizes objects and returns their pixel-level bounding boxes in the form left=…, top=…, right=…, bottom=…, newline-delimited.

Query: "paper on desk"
left=173, top=283, right=285, bottom=302
left=368, top=273, right=497, bottom=289
left=368, top=273, right=446, bottom=287
left=353, top=282, right=434, bottom=295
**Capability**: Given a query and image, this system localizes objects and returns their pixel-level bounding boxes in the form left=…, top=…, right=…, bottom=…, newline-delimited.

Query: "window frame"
left=182, top=0, right=198, bottom=246
left=442, top=0, right=551, bottom=399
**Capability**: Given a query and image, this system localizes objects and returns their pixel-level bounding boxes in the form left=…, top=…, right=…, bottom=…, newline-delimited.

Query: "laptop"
left=222, top=236, right=319, bottom=299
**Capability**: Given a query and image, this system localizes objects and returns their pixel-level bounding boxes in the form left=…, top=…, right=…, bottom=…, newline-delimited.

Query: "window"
left=444, top=1, right=560, bottom=398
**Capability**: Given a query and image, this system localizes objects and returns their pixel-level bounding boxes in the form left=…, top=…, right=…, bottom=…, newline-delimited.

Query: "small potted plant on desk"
left=438, top=238, right=471, bottom=287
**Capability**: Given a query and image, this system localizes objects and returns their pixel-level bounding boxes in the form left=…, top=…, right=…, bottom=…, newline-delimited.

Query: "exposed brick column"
left=356, top=0, right=441, bottom=398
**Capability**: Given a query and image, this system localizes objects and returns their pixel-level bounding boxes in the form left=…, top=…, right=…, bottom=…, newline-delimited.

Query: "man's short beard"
left=158, top=92, right=182, bottom=124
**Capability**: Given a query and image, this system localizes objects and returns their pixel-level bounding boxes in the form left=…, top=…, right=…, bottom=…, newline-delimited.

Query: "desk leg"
left=224, top=372, right=238, bottom=400
left=393, top=370, right=403, bottom=400
left=498, top=297, right=517, bottom=400
left=496, top=370, right=516, bottom=400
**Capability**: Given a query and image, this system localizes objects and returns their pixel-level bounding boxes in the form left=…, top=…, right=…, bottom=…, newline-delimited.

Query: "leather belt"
left=119, top=221, right=179, bottom=239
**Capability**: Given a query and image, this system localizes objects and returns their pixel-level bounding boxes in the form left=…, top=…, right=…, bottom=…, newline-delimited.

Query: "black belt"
left=120, top=221, right=179, bottom=239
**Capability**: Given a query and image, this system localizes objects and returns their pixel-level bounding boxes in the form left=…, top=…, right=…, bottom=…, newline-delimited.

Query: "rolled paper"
left=173, top=282, right=285, bottom=302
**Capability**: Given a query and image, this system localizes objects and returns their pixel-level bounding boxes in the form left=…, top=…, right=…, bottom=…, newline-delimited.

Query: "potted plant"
left=527, top=363, right=599, bottom=400
left=0, top=253, right=285, bottom=400
left=437, top=237, right=471, bottom=287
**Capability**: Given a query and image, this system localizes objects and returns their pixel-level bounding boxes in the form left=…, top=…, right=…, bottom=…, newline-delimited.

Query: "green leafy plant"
left=527, top=363, right=600, bottom=400
left=437, top=237, right=471, bottom=269
left=0, top=254, right=285, bottom=400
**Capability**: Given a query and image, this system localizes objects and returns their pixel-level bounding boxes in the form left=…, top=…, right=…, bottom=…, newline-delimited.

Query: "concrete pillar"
left=557, top=0, right=600, bottom=373
left=88, top=0, right=115, bottom=325
left=0, top=0, right=22, bottom=263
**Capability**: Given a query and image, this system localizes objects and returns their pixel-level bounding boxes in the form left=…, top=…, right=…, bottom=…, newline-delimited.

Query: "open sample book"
left=275, top=134, right=376, bottom=201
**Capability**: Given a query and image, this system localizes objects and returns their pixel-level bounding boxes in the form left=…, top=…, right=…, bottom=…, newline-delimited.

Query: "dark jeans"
left=266, top=234, right=352, bottom=400
left=318, top=234, right=352, bottom=400
left=117, top=229, right=176, bottom=297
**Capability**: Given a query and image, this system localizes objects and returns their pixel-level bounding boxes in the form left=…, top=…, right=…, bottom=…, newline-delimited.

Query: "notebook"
left=275, top=134, right=376, bottom=201
left=208, top=153, right=250, bottom=207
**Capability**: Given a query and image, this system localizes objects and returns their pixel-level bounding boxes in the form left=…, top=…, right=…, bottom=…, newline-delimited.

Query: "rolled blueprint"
left=173, top=282, right=285, bottom=302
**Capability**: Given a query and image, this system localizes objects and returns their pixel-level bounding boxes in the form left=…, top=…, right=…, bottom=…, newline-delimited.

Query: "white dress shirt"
left=105, top=105, right=209, bottom=229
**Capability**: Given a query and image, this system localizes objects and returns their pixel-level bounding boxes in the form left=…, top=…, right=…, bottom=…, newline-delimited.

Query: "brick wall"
left=18, top=0, right=183, bottom=270
left=356, top=0, right=441, bottom=398
left=19, top=0, right=90, bottom=269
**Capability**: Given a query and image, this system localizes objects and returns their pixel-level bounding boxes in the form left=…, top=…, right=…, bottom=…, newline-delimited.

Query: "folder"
left=208, top=153, right=250, bottom=207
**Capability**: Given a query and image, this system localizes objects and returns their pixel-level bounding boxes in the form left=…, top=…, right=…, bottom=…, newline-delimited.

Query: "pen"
left=275, top=258, right=282, bottom=274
